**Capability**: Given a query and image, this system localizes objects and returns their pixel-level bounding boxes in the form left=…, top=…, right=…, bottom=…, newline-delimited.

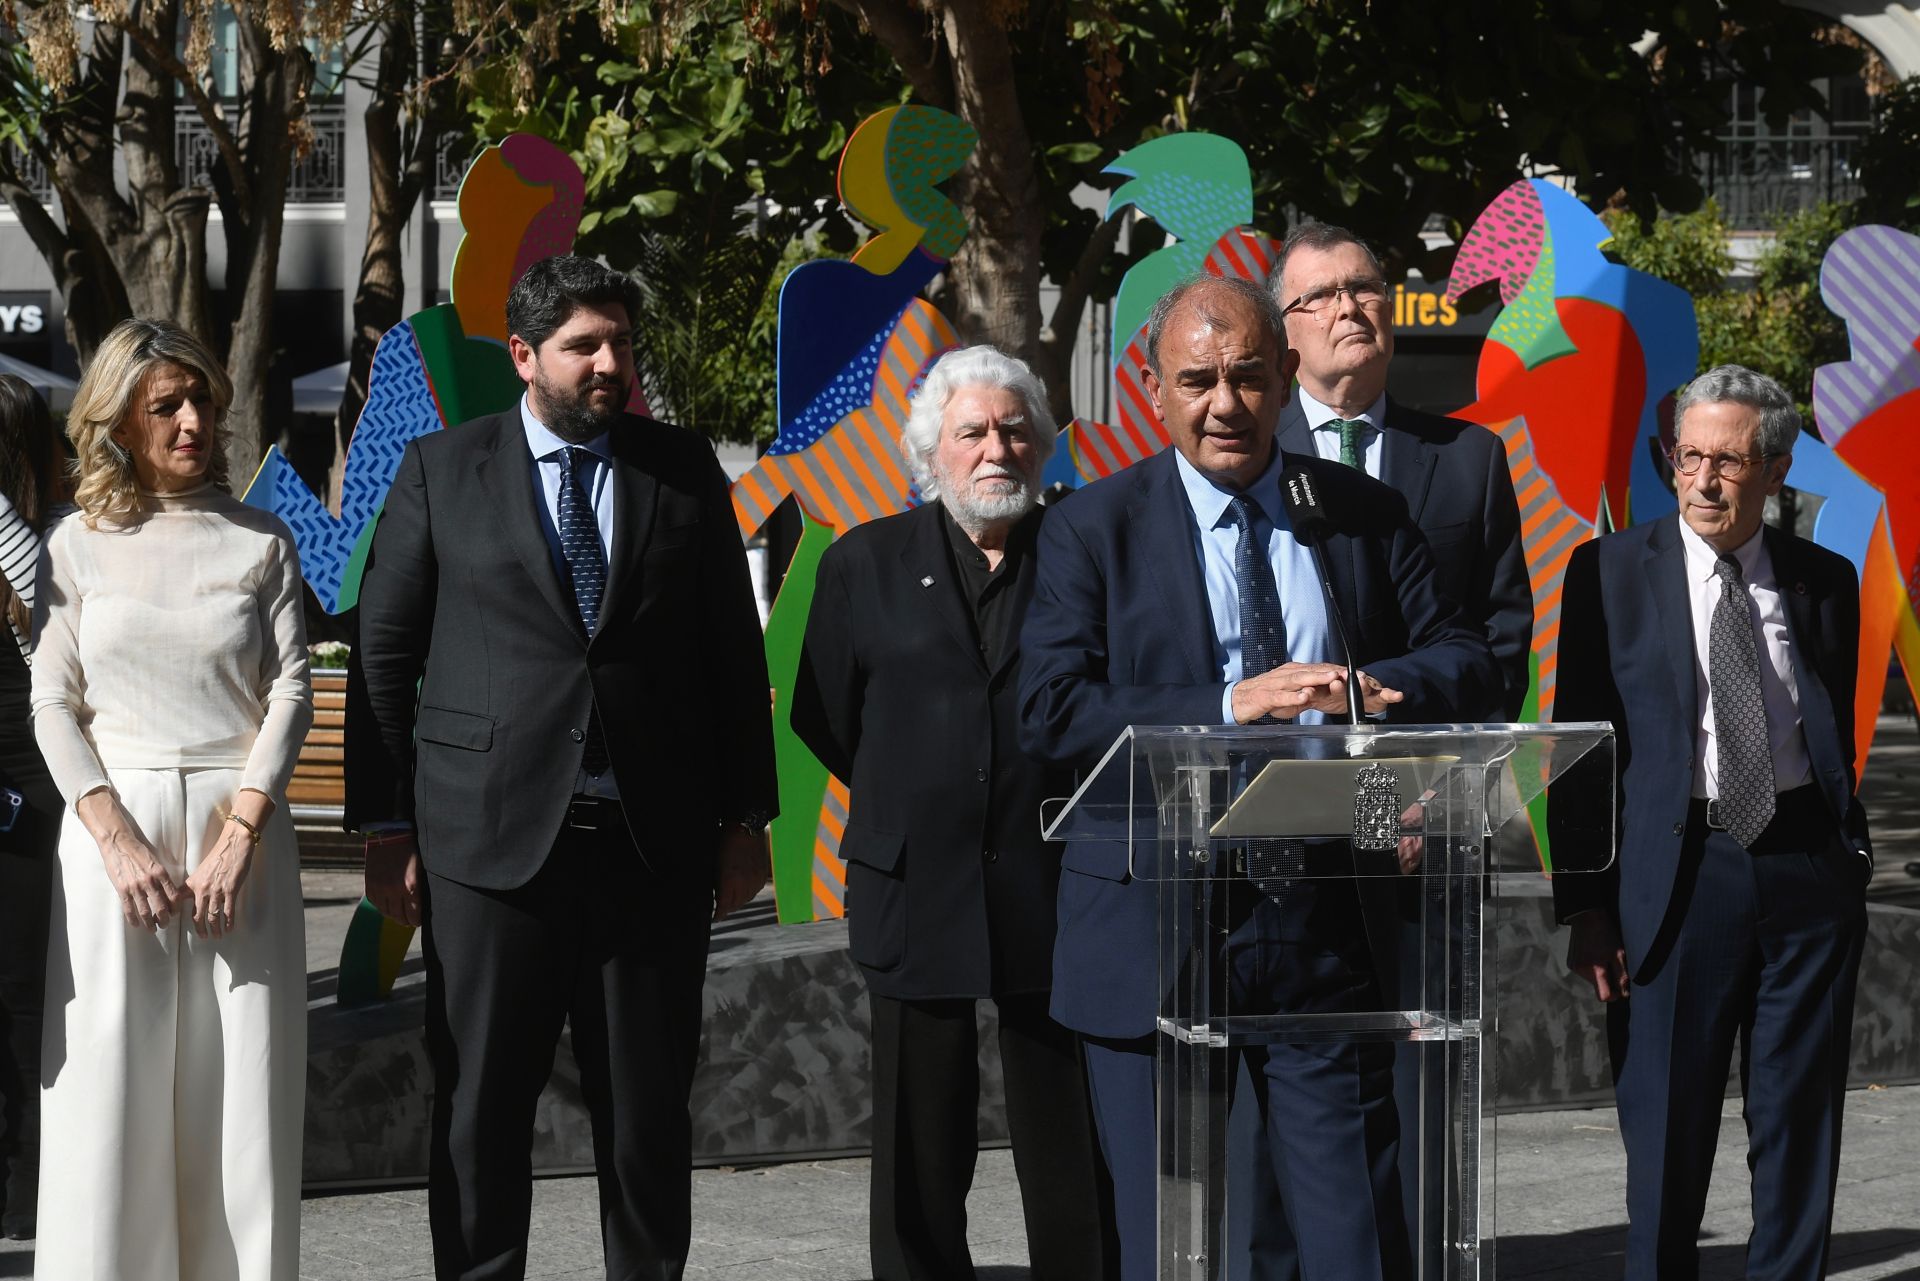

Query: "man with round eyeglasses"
left=1551, top=365, right=1870, bottom=1281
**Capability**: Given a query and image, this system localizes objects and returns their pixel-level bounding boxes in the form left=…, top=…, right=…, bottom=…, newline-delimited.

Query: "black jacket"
left=348, top=408, right=777, bottom=889
left=791, top=501, right=1069, bottom=999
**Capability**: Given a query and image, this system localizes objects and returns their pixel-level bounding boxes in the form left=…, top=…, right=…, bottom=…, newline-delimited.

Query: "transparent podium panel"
left=1042, top=724, right=1615, bottom=1280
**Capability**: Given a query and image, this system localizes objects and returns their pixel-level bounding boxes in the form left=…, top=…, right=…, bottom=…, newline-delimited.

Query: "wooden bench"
left=291, top=669, right=348, bottom=847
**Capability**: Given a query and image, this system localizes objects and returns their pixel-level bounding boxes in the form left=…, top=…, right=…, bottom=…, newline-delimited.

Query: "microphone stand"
left=1304, top=539, right=1367, bottom=733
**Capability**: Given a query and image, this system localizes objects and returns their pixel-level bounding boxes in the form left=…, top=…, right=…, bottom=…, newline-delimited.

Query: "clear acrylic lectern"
left=1041, top=723, right=1615, bottom=1280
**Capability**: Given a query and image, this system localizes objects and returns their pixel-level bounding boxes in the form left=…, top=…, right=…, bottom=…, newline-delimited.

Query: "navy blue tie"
left=1226, top=495, right=1288, bottom=678
left=556, top=447, right=609, bottom=776
left=1224, top=494, right=1301, bottom=896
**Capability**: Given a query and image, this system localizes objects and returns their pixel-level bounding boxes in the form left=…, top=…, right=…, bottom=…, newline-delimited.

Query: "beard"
left=532, top=368, right=628, bottom=443
left=939, top=464, right=1038, bottom=535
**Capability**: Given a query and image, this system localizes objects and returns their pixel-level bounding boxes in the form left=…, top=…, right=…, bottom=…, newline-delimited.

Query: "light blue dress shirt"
left=521, top=393, right=616, bottom=577
left=520, top=394, right=620, bottom=798
left=1298, top=386, right=1387, bottom=479
left=1171, top=448, right=1332, bottom=724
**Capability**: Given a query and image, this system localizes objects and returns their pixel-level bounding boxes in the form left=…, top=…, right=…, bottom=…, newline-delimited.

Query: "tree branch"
left=113, top=16, right=251, bottom=206
left=1036, top=210, right=1125, bottom=421
left=832, top=0, right=950, bottom=109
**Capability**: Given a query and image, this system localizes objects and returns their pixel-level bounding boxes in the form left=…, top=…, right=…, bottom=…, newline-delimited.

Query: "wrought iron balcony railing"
left=175, top=100, right=347, bottom=203
left=1688, top=131, right=1867, bottom=229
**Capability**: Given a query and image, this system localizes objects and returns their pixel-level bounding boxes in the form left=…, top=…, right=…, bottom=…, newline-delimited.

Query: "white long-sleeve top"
left=30, top=483, right=314, bottom=807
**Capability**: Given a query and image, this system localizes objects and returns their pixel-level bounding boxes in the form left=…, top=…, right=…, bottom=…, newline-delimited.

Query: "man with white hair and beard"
left=792, top=345, right=1109, bottom=1281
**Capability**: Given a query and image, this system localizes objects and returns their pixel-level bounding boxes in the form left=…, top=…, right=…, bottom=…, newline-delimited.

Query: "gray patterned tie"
left=1710, top=554, right=1774, bottom=846
left=557, top=447, right=609, bottom=776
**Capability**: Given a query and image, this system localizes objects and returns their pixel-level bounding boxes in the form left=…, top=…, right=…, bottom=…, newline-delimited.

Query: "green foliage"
left=452, top=4, right=899, bottom=441
left=626, top=213, right=781, bottom=445
left=451, top=0, right=1868, bottom=429
left=1602, top=200, right=1853, bottom=422
left=1856, top=75, right=1920, bottom=231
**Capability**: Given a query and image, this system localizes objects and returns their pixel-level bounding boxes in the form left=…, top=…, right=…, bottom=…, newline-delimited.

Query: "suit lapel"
left=1277, top=394, right=1314, bottom=460
left=596, top=421, right=661, bottom=638
left=1134, top=453, right=1217, bottom=683
left=1379, top=399, right=1438, bottom=523
left=473, top=413, right=584, bottom=642
left=901, top=502, right=986, bottom=675
left=1644, top=517, right=1698, bottom=717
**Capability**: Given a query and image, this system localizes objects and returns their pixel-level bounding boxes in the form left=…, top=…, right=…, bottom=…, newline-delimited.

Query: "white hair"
left=901, top=345, right=1057, bottom=500
left=1675, top=364, right=1802, bottom=457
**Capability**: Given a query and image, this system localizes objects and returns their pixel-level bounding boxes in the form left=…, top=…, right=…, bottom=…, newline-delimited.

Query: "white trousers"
left=36, top=767, right=305, bottom=1281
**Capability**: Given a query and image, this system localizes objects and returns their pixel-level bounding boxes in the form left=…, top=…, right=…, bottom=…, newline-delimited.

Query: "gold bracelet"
left=224, top=810, right=263, bottom=845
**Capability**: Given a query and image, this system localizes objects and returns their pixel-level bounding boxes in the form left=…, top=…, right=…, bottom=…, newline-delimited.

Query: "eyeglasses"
left=1666, top=445, right=1776, bottom=480
left=1279, top=279, right=1390, bottom=316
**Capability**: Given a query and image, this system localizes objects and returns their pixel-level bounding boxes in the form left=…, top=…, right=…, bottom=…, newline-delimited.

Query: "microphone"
left=1279, top=463, right=1364, bottom=728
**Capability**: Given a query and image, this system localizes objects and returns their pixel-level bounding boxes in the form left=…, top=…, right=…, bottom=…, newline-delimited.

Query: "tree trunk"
left=1034, top=211, right=1125, bottom=423
left=219, top=20, right=311, bottom=488
left=935, top=0, right=1042, bottom=366
left=339, top=4, right=438, bottom=502
left=839, top=0, right=1042, bottom=366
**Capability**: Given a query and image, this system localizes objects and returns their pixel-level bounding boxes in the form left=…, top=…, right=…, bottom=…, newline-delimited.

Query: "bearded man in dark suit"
left=350, top=254, right=777, bottom=1281
left=791, top=345, right=1107, bottom=1281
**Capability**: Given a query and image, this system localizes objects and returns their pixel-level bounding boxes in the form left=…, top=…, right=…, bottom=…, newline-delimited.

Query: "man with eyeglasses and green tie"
left=1242, top=224, right=1532, bottom=1281
left=1269, top=224, right=1532, bottom=718
left=1550, top=365, right=1870, bottom=1281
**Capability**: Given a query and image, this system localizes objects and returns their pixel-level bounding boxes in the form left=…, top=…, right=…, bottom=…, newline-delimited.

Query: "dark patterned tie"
left=556, top=447, right=610, bottom=776
left=1327, top=418, right=1366, bottom=469
left=1226, top=496, right=1287, bottom=679
left=1224, top=495, right=1302, bottom=895
left=1710, top=554, right=1774, bottom=846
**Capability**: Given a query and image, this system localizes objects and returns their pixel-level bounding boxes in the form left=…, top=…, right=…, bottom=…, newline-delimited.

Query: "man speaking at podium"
left=1018, top=274, right=1497, bottom=1281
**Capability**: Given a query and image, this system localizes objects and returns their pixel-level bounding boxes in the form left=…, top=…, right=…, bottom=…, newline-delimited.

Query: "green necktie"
left=1328, top=418, right=1366, bottom=469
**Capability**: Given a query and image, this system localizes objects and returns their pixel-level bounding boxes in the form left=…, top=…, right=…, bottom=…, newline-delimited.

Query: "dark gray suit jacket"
left=348, top=408, right=777, bottom=890
left=1279, top=393, right=1532, bottom=720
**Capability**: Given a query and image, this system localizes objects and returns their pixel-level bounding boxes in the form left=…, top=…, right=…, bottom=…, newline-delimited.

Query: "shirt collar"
left=1676, top=512, right=1768, bottom=584
left=521, top=393, right=613, bottom=464
left=1298, top=385, right=1387, bottom=432
left=1173, top=443, right=1287, bottom=533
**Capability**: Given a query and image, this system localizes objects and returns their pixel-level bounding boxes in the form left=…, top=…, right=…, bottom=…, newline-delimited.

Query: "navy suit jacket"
left=1279, top=394, right=1533, bottom=720
left=1017, top=447, right=1500, bottom=1038
left=1548, top=517, right=1871, bottom=976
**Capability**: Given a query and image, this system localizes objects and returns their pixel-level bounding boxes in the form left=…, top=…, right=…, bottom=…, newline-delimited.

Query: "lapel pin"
left=921, top=575, right=935, bottom=588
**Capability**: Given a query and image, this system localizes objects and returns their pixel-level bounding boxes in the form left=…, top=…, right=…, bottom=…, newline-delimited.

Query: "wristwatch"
left=722, top=810, right=771, bottom=836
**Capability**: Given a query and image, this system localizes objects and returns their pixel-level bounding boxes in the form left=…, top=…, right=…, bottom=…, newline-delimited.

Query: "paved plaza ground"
left=4, top=714, right=1918, bottom=1278
left=4, top=1081, right=1917, bottom=1278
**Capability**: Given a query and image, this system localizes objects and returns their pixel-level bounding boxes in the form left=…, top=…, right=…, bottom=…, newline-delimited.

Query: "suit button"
left=983, top=848, right=997, bottom=863
left=1672, top=821, right=1684, bottom=836
left=976, top=767, right=987, bottom=782
left=570, top=728, right=585, bottom=743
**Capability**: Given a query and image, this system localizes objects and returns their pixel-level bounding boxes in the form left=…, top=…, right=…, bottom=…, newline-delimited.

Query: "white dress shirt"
left=1677, top=515, right=1814, bottom=800
left=1298, top=387, right=1387, bottom=478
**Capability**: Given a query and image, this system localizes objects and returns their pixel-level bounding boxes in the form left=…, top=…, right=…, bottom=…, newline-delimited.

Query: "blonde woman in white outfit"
left=29, top=318, right=312, bottom=1281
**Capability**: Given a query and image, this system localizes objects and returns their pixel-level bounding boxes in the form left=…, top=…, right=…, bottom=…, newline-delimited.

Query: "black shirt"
left=940, top=504, right=1035, bottom=671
